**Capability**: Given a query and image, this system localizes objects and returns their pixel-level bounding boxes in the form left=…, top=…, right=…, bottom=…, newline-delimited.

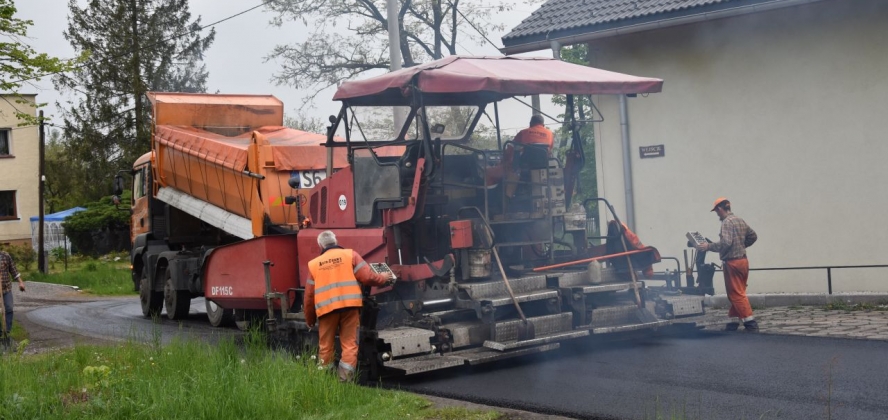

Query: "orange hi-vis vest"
left=514, top=124, right=554, bottom=151
left=307, top=248, right=364, bottom=318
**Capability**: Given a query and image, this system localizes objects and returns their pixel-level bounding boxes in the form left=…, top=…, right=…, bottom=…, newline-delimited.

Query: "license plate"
left=291, top=170, right=327, bottom=189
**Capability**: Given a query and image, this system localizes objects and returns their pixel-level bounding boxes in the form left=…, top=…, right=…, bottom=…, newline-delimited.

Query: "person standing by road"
left=304, top=230, right=394, bottom=382
left=696, top=198, right=758, bottom=332
left=1, top=249, right=25, bottom=335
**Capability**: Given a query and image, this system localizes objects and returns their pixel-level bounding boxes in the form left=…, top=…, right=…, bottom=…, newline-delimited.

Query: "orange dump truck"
left=118, top=92, right=346, bottom=326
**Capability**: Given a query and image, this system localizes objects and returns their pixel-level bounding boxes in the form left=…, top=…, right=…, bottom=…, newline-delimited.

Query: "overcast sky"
left=17, top=0, right=554, bottom=135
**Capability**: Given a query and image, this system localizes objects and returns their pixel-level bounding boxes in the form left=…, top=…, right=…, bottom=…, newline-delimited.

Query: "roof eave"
left=502, top=0, right=827, bottom=55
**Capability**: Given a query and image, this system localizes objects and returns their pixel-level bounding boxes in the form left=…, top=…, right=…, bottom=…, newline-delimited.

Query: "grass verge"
left=0, top=336, right=499, bottom=420
left=25, top=255, right=133, bottom=296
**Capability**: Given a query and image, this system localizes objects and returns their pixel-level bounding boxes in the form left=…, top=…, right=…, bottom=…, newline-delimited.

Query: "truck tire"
left=164, top=266, right=191, bottom=320
left=206, top=299, right=233, bottom=327
left=139, top=267, right=163, bottom=318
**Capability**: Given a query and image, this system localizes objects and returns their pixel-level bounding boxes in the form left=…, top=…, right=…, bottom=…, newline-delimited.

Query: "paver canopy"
left=333, top=55, right=663, bottom=106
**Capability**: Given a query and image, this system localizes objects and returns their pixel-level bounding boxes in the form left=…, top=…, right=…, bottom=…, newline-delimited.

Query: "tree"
left=55, top=0, right=215, bottom=201
left=552, top=44, right=599, bottom=211
left=0, top=0, right=78, bottom=124
left=284, top=112, right=326, bottom=134
left=264, top=0, right=513, bottom=107
left=45, top=129, right=81, bottom=213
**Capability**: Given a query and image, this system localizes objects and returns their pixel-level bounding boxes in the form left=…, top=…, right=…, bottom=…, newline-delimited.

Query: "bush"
left=0, top=243, right=37, bottom=271
left=50, top=246, right=68, bottom=261
left=63, top=193, right=132, bottom=257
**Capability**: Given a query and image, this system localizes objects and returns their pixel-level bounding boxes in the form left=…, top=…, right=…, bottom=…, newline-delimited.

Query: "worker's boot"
left=724, top=322, right=740, bottom=331
left=743, top=320, right=759, bottom=333
left=337, top=365, right=355, bottom=383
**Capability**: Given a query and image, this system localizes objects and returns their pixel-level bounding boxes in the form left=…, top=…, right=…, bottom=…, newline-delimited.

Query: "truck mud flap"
left=383, top=343, right=560, bottom=376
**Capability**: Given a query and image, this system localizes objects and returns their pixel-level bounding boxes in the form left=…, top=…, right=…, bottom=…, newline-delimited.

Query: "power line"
left=8, top=0, right=275, bottom=86
left=454, top=7, right=503, bottom=54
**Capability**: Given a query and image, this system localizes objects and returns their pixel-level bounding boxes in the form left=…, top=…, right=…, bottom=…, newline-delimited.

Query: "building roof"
left=502, top=0, right=819, bottom=54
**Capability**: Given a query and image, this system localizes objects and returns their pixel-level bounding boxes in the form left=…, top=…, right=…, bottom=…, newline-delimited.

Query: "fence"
left=654, top=262, right=888, bottom=295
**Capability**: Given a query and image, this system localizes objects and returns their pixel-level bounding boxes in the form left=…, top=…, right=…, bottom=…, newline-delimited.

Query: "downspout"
left=619, top=95, right=635, bottom=231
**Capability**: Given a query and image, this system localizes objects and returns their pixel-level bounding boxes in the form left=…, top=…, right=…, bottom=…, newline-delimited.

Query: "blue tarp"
left=29, top=207, right=86, bottom=223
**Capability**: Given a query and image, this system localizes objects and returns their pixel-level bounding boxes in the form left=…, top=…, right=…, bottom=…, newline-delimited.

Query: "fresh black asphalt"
left=390, top=330, right=888, bottom=419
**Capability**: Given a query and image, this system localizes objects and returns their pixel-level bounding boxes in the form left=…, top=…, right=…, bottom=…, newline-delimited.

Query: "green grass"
left=25, top=254, right=133, bottom=296
left=0, top=335, right=499, bottom=420
left=8, top=320, right=28, bottom=342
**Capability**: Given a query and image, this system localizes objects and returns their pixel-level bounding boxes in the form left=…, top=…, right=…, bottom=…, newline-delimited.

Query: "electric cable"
left=8, top=0, right=276, bottom=86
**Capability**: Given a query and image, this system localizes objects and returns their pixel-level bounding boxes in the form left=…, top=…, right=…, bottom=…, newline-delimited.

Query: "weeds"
left=823, top=301, right=888, bottom=312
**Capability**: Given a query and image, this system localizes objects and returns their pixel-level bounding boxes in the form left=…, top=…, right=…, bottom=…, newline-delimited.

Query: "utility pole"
left=131, top=0, right=144, bottom=150
left=38, top=110, right=46, bottom=274
left=386, top=0, right=407, bottom=133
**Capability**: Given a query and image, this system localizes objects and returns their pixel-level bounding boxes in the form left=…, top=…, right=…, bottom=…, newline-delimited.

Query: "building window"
left=0, top=129, right=10, bottom=156
left=0, top=190, right=16, bottom=220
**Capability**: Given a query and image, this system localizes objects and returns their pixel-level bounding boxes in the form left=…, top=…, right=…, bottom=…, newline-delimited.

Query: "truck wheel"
left=140, top=267, right=163, bottom=318
left=206, top=299, right=233, bottom=327
left=164, top=267, right=191, bottom=320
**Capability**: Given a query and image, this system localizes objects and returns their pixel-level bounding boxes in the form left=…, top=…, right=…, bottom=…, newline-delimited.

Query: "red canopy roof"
left=333, top=56, right=663, bottom=105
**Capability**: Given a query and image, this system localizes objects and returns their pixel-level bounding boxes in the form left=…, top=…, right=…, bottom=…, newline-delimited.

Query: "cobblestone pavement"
left=693, top=305, right=888, bottom=340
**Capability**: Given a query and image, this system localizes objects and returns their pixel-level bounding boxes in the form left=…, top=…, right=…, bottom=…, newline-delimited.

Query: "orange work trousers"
left=317, top=308, right=360, bottom=372
left=723, top=258, right=753, bottom=320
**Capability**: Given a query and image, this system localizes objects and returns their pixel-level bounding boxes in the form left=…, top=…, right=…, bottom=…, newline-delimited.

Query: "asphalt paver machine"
left=258, top=56, right=707, bottom=379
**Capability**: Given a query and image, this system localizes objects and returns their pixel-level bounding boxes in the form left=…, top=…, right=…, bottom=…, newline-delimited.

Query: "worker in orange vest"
left=696, top=198, right=758, bottom=332
left=503, top=115, right=554, bottom=197
left=304, top=230, right=394, bottom=382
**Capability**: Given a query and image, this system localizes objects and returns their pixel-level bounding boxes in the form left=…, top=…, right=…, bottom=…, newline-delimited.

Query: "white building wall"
left=0, top=94, right=39, bottom=245
left=587, top=0, right=888, bottom=293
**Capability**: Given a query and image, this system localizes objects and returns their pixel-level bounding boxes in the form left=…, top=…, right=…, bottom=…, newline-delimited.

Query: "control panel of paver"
left=370, top=262, right=396, bottom=281
left=686, top=231, right=707, bottom=247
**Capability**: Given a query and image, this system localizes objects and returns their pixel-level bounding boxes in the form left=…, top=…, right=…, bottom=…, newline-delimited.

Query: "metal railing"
left=748, top=264, right=888, bottom=295
left=651, top=263, right=888, bottom=295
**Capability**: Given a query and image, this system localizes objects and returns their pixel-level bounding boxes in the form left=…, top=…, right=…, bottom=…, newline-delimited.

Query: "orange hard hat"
left=711, top=197, right=729, bottom=212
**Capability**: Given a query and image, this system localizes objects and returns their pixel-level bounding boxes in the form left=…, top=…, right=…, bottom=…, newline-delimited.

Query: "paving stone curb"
left=704, top=293, right=888, bottom=309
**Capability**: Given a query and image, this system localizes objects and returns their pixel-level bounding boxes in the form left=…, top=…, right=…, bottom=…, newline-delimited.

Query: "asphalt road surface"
left=392, top=330, right=888, bottom=420
left=25, top=297, right=241, bottom=346
left=23, top=295, right=888, bottom=419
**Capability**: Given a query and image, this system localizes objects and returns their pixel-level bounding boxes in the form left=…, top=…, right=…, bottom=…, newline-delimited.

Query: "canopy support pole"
left=386, top=0, right=407, bottom=132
